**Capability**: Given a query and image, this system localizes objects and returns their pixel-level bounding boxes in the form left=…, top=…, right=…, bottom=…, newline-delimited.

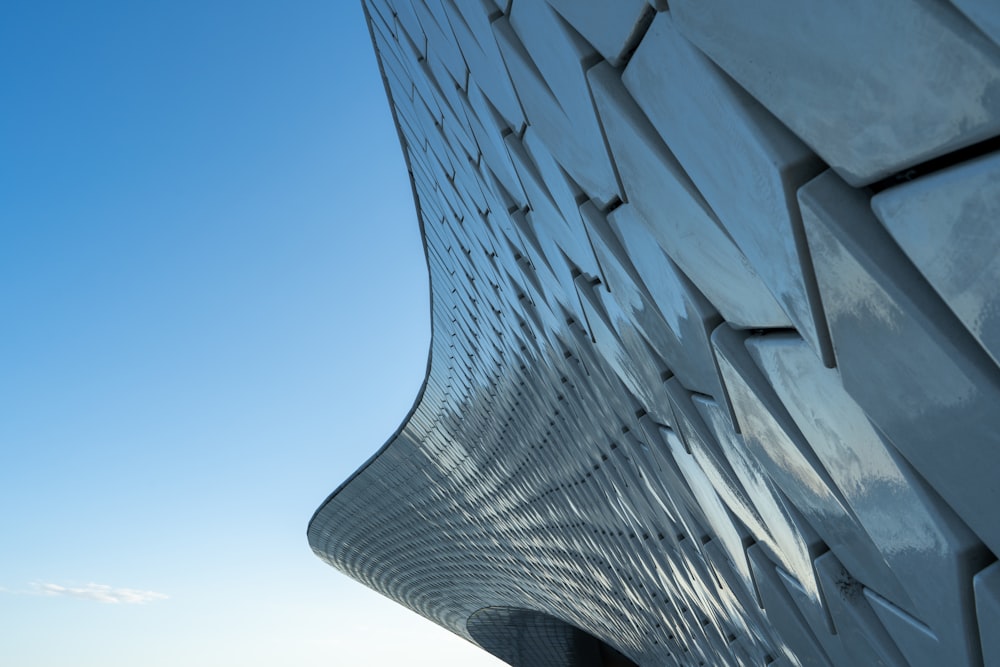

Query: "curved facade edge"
left=307, top=0, right=437, bottom=544
left=310, top=1, right=1000, bottom=666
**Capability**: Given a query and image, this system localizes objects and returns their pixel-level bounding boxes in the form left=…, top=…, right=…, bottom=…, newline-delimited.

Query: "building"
left=308, top=2, right=1000, bottom=665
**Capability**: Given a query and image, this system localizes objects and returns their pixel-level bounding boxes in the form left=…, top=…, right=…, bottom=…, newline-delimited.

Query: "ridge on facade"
left=309, top=1, right=1000, bottom=665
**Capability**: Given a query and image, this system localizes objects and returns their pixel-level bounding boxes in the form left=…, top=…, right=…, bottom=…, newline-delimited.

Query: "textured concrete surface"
left=309, top=2, right=1000, bottom=665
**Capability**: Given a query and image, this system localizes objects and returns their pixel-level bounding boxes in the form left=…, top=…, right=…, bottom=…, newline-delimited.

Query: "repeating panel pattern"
left=309, top=2, right=1000, bottom=665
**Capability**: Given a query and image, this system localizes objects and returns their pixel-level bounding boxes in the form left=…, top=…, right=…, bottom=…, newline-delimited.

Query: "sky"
left=0, top=1, right=504, bottom=665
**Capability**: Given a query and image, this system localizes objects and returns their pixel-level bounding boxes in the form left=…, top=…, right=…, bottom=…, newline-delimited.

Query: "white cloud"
left=33, top=582, right=168, bottom=604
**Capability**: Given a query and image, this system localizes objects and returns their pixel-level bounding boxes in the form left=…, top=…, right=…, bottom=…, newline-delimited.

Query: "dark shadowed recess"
left=467, top=607, right=639, bottom=667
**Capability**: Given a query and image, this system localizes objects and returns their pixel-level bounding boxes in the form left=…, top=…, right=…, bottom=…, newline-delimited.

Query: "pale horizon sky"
left=1, top=1, right=503, bottom=665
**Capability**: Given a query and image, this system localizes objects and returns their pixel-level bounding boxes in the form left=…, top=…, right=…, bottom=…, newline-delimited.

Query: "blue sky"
left=0, top=1, right=502, bottom=665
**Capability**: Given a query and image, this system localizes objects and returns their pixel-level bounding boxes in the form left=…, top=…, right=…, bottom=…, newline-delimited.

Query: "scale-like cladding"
left=309, top=1, right=1000, bottom=665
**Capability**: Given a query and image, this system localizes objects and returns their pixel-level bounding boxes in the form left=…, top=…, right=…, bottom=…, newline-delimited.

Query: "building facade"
left=309, top=2, right=1000, bottom=665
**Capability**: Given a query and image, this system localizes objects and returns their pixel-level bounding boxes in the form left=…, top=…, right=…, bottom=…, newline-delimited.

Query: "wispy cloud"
left=33, top=582, right=168, bottom=604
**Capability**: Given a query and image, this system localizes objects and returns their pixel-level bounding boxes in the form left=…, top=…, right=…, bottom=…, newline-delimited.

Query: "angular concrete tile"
left=865, top=589, right=943, bottom=667
left=950, top=0, right=1000, bottom=48
left=671, top=0, right=1000, bottom=185
left=872, top=150, right=1000, bottom=370
left=666, top=380, right=769, bottom=555
left=662, top=424, right=755, bottom=594
left=694, top=395, right=825, bottom=611
left=438, top=0, right=525, bottom=129
left=747, top=545, right=834, bottom=667
left=544, top=0, right=653, bottom=66
left=776, top=563, right=852, bottom=667
left=575, top=274, right=674, bottom=426
left=746, top=331, right=990, bottom=667
left=493, top=11, right=620, bottom=204
left=801, top=169, right=1000, bottom=558
left=713, top=325, right=916, bottom=612
left=813, top=552, right=909, bottom=667
left=587, top=61, right=792, bottom=329
left=583, top=204, right=723, bottom=399
left=624, top=13, right=831, bottom=364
